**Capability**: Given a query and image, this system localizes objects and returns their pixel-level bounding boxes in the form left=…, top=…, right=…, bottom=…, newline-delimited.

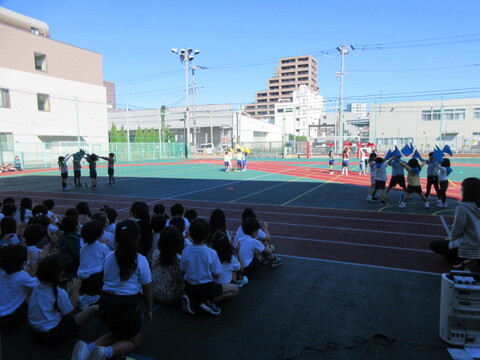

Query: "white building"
left=346, top=103, right=367, bottom=118
left=108, top=104, right=283, bottom=152
left=273, top=85, right=324, bottom=138
left=0, top=7, right=108, bottom=166
left=370, top=98, right=480, bottom=152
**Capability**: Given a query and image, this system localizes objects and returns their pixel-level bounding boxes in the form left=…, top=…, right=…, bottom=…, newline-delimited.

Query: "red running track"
left=0, top=189, right=452, bottom=275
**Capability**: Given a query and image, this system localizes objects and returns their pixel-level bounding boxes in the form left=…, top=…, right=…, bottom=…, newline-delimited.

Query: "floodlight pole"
left=337, top=44, right=353, bottom=151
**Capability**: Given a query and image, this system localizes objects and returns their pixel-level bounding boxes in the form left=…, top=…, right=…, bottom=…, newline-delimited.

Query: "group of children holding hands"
left=223, top=148, right=248, bottom=172
left=365, top=151, right=452, bottom=209
left=0, top=196, right=282, bottom=360
left=58, top=150, right=116, bottom=191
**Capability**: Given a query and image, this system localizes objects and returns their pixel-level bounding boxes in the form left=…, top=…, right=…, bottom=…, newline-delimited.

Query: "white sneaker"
left=199, top=301, right=221, bottom=315
left=398, top=202, right=406, bottom=208
left=71, top=340, right=90, bottom=360
left=424, top=202, right=430, bottom=209
left=180, top=295, right=195, bottom=314
left=78, top=294, right=100, bottom=311
left=366, top=195, right=372, bottom=201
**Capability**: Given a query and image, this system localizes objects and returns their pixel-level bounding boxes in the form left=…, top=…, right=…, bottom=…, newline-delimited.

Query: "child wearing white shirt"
left=223, top=151, right=232, bottom=172
left=71, top=219, right=153, bottom=360
left=0, top=245, right=40, bottom=331
left=180, top=219, right=238, bottom=316
left=28, top=254, right=98, bottom=345
left=78, top=220, right=110, bottom=296
left=239, top=217, right=282, bottom=279
left=212, top=231, right=242, bottom=286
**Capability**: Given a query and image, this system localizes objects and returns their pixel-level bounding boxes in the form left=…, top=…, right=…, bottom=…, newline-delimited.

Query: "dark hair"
left=428, top=152, right=434, bottom=157
left=89, top=154, right=99, bottom=161
left=130, top=201, right=150, bottom=221
left=0, top=244, right=27, bottom=274
left=461, top=177, right=480, bottom=206
left=170, top=203, right=184, bottom=217
left=115, top=219, right=140, bottom=281
left=108, top=153, right=115, bottom=158
left=42, top=199, right=55, bottom=210
left=2, top=203, right=17, bottom=216
left=19, top=197, right=33, bottom=223
left=184, top=209, right=197, bottom=223
left=441, top=158, right=451, bottom=167
left=153, top=204, right=167, bottom=216
left=59, top=216, right=78, bottom=233
left=368, top=153, right=377, bottom=161
left=242, top=217, right=260, bottom=236
left=91, top=212, right=107, bottom=227
left=169, top=216, right=185, bottom=234
left=32, top=204, right=48, bottom=217
left=151, top=214, right=167, bottom=233
left=209, top=209, right=226, bottom=234
left=81, top=220, right=104, bottom=244
left=76, top=202, right=91, bottom=217
left=58, top=156, right=65, bottom=162
left=102, top=206, right=117, bottom=224
left=24, top=224, right=47, bottom=246
left=29, top=214, right=51, bottom=229
left=189, top=218, right=211, bottom=244
left=212, top=231, right=233, bottom=263
left=65, top=208, right=79, bottom=217
left=36, top=254, right=64, bottom=312
left=375, top=157, right=384, bottom=164
left=241, top=207, right=257, bottom=222
left=408, top=158, right=420, bottom=168
left=1, top=216, right=17, bottom=239
left=2, top=197, right=15, bottom=205
left=157, top=226, right=183, bottom=266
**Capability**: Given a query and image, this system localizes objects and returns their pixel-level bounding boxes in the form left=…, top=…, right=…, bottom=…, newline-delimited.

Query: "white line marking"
left=274, top=235, right=434, bottom=252
left=440, top=216, right=452, bottom=237
left=278, top=254, right=441, bottom=276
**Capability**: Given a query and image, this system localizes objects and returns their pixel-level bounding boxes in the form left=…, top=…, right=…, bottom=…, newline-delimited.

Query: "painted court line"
left=281, top=173, right=344, bottom=206
left=275, top=235, right=432, bottom=253
left=279, top=254, right=441, bottom=276
left=440, top=215, right=452, bottom=238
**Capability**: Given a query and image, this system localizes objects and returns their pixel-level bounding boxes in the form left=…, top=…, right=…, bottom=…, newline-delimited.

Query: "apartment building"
left=346, top=103, right=367, bottom=118
left=0, top=7, right=108, bottom=166
left=246, top=55, right=319, bottom=118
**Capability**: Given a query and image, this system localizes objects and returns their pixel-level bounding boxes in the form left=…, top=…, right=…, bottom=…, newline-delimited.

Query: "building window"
left=257, top=92, right=267, bottom=97
left=277, top=108, right=284, bottom=113
left=0, top=89, right=11, bottom=108
left=31, top=27, right=39, bottom=35
left=281, top=72, right=296, bottom=77
left=474, top=108, right=480, bottom=119
left=298, top=71, right=309, bottom=75
left=281, top=59, right=296, bottom=64
left=269, top=86, right=279, bottom=90
left=454, top=109, right=465, bottom=120
left=298, top=64, right=308, bottom=68
left=281, top=91, right=293, bottom=95
left=37, top=93, right=50, bottom=111
left=269, top=79, right=279, bottom=83
left=34, top=52, right=48, bottom=72
left=281, top=66, right=295, bottom=70
left=257, top=99, right=267, bottom=103
left=0, top=133, right=14, bottom=151
left=298, top=57, right=308, bottom=61
left=257, top=105, right=267, bottom=109
left=298, top=77, right=309, bottom=81
left=258, top=111, right=267, bottom=115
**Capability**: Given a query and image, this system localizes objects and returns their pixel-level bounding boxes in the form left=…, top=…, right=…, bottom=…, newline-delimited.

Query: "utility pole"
left=336, top=44, right=354, bottom=150
left=75, top=97, right=80, bottom=147
left=191, top=65, right=206, bottom=151
left=440, top=97, right=444, bottom=148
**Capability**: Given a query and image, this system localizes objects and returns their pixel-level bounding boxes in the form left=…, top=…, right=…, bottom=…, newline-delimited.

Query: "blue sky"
left=2, top=0, right=480, bottom=110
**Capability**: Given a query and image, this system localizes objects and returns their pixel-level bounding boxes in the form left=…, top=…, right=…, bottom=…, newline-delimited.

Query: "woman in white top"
left=71, top=219, right=153, bottom=360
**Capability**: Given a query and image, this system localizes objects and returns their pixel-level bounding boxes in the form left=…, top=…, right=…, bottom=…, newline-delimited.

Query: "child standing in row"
left=328, top=147, right=335, bottom=175
left=341, top=149, right=349, bottom=175
left=366, top=152, right=377, bottom=201
left=100, top=153, right=116, bottom=186
left=236, top=149, right=243, bottom=171
left=399, top=158, right=429, bottom=209
left=58, top=154, right=72, bottom=191
left=224, top=151, right=232, bottom=172
left=437, top=158, right=453, bottom=208
left=73, top=156, right=82, bottom=187
left=84, top=154, right=99, bottom=188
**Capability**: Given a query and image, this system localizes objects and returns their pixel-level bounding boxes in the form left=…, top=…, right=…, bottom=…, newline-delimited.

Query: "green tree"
left=118, top=126, right=128, bottom=143
left=134, top=126, right=144, bottom=143
left=109, top=123, right=120, bottom=142
left=160, top=105, right=166, bottom=142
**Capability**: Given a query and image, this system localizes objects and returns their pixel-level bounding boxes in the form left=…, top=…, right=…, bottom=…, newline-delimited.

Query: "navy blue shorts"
left=328, top=160, right=334, bottom=165
left=90, top=170, right=97, bottom=179
left=108, top=168, right=114, bottom=176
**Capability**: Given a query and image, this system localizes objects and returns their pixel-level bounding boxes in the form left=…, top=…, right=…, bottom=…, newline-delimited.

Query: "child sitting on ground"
left=148, top=214, right=167, bottom=261
left=170, top=216, right=192, bottom=248
left=77, top=220, right=110, bottom=308
left=151, top=226, right=185, bottom=304
left=0, top=244, right=41, bottom=331
left=212, top=231, right=243, bottom=288
left=91, top=212, right=115, bottom=251
left=239, top=217, right=282, bottom=279
left=0, top=216, right=20, bottom=246
left=57, top=216, right=81, bottom=275
left=28, top=254, right=98, bottom=345
left=179, top=218, right=238, bottom=316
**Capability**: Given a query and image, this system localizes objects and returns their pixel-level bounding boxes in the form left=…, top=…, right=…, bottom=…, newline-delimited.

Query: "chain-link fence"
left=1, top=142, right=186, bottom=169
